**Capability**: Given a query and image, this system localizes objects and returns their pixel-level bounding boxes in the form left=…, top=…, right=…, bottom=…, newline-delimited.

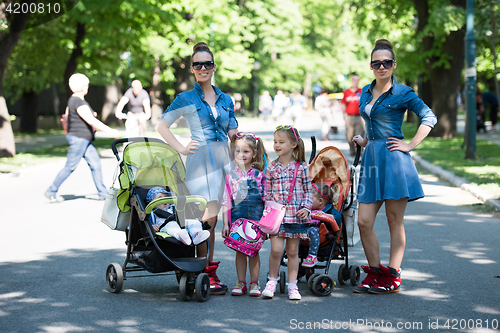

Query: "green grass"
left=1, top=125, right=196, bottom=174
left=13, top=127, right=66, bottom=138
left=0, top=138, right=116, bottom=173
left=403, top=122, right=500, bottom=198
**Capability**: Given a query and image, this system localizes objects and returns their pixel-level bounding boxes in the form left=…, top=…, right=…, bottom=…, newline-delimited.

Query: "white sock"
left=192, top=230, right=210, bottom=245
left=176, top=229, right=192, bottom=245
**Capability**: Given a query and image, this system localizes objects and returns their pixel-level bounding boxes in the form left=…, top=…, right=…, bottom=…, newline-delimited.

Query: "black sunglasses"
left=371, top=59, right=394, bottom=69
left=192, top=61, right=215, bottom=70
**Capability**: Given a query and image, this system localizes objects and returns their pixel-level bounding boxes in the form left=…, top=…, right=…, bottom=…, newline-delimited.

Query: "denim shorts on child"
left=275, top=223, right=308, bottom=239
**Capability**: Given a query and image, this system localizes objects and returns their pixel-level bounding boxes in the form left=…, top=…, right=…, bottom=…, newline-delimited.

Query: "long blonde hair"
left=275, top=126, right=305, bottom=163
left=230, top=133, right=268, bottom=171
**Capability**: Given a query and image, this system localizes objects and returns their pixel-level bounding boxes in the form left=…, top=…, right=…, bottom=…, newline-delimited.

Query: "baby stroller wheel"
left=312, top=274, right=335, bottom=296
left=106, top=263, right=124, bottom=293
left=337, top=264, right=347, bottom=285
left=179, top=273, right=194, bottom=301
left=349, top=265, right=361, bottom=286
left=195, top=273, right=210, bottom=302
left=175, top=271, right=182, bottom=284
left=307, top=273, right=321, bottom=294
left=279, top=271, right=286, bottom=294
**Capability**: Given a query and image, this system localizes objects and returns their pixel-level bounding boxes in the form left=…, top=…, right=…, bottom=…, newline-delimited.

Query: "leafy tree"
left=0, top=0, right=79, bottom=155
left=347, top=0, right=466, bottom=138
left=5, top=17, right=71, bottom=132
left=475, top=0, right=500, bottom=99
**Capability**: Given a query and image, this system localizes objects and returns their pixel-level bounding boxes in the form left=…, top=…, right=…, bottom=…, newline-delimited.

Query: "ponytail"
left=295, top=138, right=306, bottom=163
left=230, top=133, right=268, bottom=171
left=253, top=137, right=268, bottom=171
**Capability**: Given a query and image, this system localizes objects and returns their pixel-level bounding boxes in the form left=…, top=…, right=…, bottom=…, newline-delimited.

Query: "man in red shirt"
left=341, top=73, right=364, bottom=156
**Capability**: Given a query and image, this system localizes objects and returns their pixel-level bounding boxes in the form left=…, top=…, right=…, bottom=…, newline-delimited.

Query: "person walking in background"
left=157, top=42, right=239, bottom=295
left=115, top=80, right=151, bottom=137
left=288, top=90, right=307, bottom=124
left=314, top=88, right=332, bottom=141
left=45, top=74, right=119, bottom=203
left=272, top=90, right=289, bottom=121
left=352, top=39, right=437, bottom=294
left=259, top=90, right=274, bottom=122
left=341, top=73, right=364, bottom=156
left=482, top=91, right=499, bottom=132
left=476, top=87, right=486, bottom=132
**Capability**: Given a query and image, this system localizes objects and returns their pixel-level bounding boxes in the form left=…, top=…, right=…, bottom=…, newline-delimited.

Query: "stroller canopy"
left=309, top=146, right=350, bottom=199
left=117, top=141, right=187, bottom=212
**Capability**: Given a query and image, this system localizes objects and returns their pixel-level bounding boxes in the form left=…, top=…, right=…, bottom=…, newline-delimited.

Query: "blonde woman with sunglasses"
left=352, top=39, right=437, bottom=294
left=157, top=42, right=239, bottom=295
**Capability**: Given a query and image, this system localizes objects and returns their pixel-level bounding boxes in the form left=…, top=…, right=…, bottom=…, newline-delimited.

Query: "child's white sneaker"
left=192, top=230, right=210, bottom=245
left=262, top=280, right=277, bottom=298
left=177, top=229, right=192, bottom=245
left=287, top=282, right=301, bottom=300
left=249, top=283, right=261, bottom=297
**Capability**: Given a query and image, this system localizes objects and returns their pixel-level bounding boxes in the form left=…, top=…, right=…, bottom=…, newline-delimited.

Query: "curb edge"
left=412, top=152, right=500, bottom=212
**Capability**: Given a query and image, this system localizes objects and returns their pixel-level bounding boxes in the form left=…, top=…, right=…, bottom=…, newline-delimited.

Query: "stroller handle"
left=111, top=137, right=167, bottom=161
left=145, top=195, right=208, bottom=214
left=352, top=145, right=361, bottom=167
left=309, top=136, right=317, bottom=164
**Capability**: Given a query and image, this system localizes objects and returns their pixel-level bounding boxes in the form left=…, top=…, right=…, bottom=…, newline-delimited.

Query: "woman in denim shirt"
left=158, top=42, right=239, bottom=295
left=352, top=39, right=437, bottom=295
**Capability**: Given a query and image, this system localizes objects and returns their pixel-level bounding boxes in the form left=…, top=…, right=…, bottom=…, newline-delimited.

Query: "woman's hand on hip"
left=181, top=140, right=199, bottom=155
left=387, top=137, right=412, bottom=152
left=352, top=135, right=367, bottom=148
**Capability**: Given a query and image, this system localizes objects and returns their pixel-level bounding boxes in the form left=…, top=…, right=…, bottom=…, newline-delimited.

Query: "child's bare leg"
left=197, top=201, right=220, bottom=261
left=269, top=237, right=285, bottom=278
left=249, top=253, right=260, bottom=282
left=235, top=252, right=248, bottom=282
left=285, top=238, right=300, bottom=283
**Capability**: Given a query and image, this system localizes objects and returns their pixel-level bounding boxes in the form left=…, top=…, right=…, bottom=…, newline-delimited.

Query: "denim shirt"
left=359, top=76, right=437, bottom=140
left=161, top=83, right=238, bottom=142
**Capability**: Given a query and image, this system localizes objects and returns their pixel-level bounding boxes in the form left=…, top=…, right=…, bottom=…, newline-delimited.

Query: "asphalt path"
left=1, top=111, right=499, bottom=333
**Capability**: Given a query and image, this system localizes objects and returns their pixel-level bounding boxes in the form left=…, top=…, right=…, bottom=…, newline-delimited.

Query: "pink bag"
left=256, top=161, right=300, bottom=235
left=223, top=218, right=266, bottom=257
left=258, top=201, right=286, bottom=235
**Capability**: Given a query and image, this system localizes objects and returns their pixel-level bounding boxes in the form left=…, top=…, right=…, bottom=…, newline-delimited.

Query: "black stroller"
left=104, top=138, right=211, bottom=302
left=277, top=140, right=362, bottom=296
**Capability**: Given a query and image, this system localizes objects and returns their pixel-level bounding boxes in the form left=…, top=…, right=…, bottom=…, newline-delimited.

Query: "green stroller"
left=105, top=138, right=210, bottom=302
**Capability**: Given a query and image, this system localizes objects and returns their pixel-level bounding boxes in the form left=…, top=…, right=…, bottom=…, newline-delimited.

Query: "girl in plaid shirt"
left=262, top=125, right=313, bottom=301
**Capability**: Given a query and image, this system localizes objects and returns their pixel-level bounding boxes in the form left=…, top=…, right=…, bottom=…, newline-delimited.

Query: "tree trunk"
left=20, top=90, right=39, bottom=133
left=101, top=84, right=120, bottom=124
left=63, top=22, right=86, bottom=99
left=0, top=97, right=15, bottom=157
left=51, top=84, right=61, bottom=116
left=150, top=56, right=163, bottom=128
left=173, top=56, right=193, bottom=96
left=428, top=27, right=465, bottom=138
left=490, top=0, right=500, bottom=104
left=249, top=76, right=256, bottom=117
left=413, top=0, right=465, bottom=138
left=0, top=9, right=32, bottom=157
left=303, top=72, right=313, bottom=109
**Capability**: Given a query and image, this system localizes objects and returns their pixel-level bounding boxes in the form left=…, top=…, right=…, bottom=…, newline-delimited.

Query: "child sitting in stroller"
left=146, top=187, right=210, bottom=246
left=302, top=182, right=341, bottom=267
